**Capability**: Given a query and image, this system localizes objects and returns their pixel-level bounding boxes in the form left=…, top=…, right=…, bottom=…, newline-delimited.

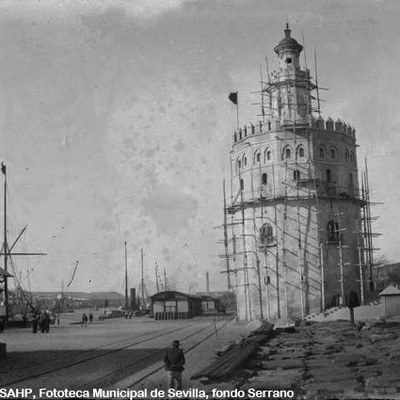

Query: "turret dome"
left=274, top=24, right=303, bottom=55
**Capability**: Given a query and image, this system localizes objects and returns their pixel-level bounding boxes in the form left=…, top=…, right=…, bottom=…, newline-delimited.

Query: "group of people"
left=81, top=312, right=93, bottom=327
left=32, top=312, right=51, bottom=334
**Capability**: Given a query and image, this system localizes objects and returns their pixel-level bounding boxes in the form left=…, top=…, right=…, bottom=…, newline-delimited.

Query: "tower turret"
left=269, top=24, right=311, bottom=124
left=274, top=23, right=303, bottom=70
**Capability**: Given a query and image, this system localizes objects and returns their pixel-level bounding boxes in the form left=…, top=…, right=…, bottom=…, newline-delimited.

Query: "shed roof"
left=379, top=285, right=400, bottom=296
left=150, top=290, right=202, bottom=301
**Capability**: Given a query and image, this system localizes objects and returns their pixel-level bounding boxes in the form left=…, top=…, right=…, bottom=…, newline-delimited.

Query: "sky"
left=0, top=0, right=398, bottom=295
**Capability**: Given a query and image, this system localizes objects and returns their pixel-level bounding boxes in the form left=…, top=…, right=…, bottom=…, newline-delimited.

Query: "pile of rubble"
left=241, top=319, right=400, bottom=398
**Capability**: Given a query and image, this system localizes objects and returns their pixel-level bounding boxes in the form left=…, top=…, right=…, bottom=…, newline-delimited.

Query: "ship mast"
left=1, top=163, right=47, bottom=325
left=124, top=241, right=128, bottom=309
left=141, top=249, right=145, bottom=307
left=2, top=163, right=8, bottom=322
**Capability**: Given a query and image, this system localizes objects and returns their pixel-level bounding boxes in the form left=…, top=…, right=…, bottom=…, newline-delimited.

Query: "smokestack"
left=130, top=288, right=136, bottom=311
left=206, top=272, right=210, bottom=293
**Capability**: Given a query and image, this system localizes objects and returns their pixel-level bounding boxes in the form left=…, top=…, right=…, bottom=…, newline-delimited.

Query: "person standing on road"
left=32, top=314, right=38, bottom=334
left=164, top=340, right=185, bottom=390
left=82, top=313, right=88, bottom=327
left=43, top=313, right=50, bottom=333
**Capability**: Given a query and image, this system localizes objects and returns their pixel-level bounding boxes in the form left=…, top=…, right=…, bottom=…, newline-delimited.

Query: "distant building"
left=223, top=25, right=374, bottom=321
left=374, top=263, right=400, bottom=292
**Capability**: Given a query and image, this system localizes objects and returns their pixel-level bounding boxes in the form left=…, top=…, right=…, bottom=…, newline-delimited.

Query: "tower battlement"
left=233, top=116, right=356, bottom=144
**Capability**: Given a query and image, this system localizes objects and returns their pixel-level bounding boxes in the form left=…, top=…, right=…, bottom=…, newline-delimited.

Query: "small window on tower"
left=326, top=169, right=332, bottom=182
left=293, top=170, right=301, bottom=181
left=260, top=223, right=274, bottom=246
left=286, top=58, right=292, bottom=64
left=327, top=220, right=340, bottom=243
left=240, top=179, right=244, bottom=190
left=262, top=173, right=267, bottom=185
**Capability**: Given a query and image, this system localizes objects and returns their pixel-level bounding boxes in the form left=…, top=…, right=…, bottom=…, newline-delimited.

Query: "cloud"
left=141, top=183, right=198, bottom=236
left=0, top=0, right=190, bottom=21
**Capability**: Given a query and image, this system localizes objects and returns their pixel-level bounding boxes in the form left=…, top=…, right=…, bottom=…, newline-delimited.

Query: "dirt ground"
left=0, top=311, right=259, bottom=398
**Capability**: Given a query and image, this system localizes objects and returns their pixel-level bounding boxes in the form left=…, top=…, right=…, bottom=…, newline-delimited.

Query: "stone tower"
left=225, top=25, right=367, bottom=321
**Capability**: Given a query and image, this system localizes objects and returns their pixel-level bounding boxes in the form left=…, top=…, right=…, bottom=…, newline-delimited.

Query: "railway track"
left=109, top=316, right=233, bottom=390
left=2, top=317, right=232, bottom=391
left=1, top=319, right=201, bottom=388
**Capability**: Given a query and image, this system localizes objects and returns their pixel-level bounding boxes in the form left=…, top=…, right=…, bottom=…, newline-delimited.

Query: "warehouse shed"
left=200, top=295, right=221, bottom=315
left=379, top=285, right=400, bottom=318
left=151, top=291, right=202, bottom=320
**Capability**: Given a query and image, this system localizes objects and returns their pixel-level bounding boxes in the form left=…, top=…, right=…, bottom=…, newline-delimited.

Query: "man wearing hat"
left=164, top=340, right=185, bottom=389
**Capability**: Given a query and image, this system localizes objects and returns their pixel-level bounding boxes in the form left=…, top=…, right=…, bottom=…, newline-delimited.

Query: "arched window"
left=296, top=145, right=304, bottom=158
left=327, top=220, right=340, bottom=242
left=264, top=149, right=272, bottom=163
left=239, top=129, right=242, bottom=140
left=326, top=169, right=332, bottom=182
left=350, top=152, right=354, bottom=163
left=330, top=148, right=336, bottom=159
left=319, top=146, right=325, bottom=158
left=285, top=147, right=291, bottom=159
left=260, top=223, right=274, bottom=245
left=293, top=170, right=301, bottom=181
left=240, top=178, right=244, bottom=190
left=345, top=150, right=349, bottom=162
left=257, top=153, right=261, bottom=162
left=254, top=150, right=261, bottom=164
left=262, top=173, right=267, bottom=185
left=242, top=155, right=247, bottom=167
left=238, top=160, right=241, bottom=169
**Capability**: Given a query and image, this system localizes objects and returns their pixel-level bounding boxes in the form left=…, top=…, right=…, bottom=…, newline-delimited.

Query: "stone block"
left=369, top=333, right=398, bottom=343
left=330, top=353, right=367, bottom=366
left=388, top=350, right=400, bottom=360
left=262, top=359, right=304, bottom=370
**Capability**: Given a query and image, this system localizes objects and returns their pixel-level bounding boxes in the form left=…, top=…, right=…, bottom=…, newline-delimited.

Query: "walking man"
left=164, top=340, right=185, bottom=390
